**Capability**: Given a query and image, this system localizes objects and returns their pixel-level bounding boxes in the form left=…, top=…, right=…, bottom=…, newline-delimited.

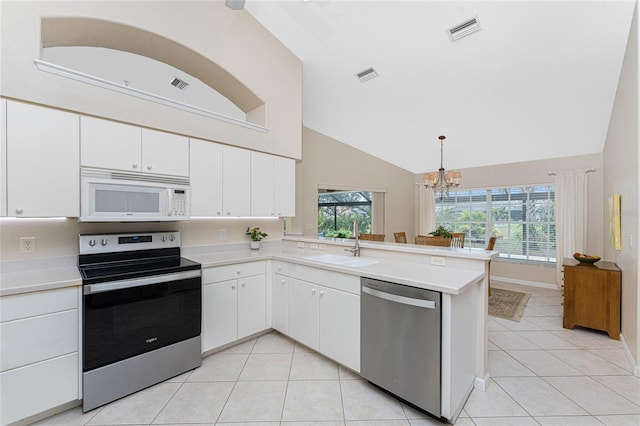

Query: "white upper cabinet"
left=141, top=128, right=189, bottom=177
left=190, top=138, right=223, bottom=217
left=6, top=101, right=79, bottom=217
left=1, top=99, right=6, bottom=217
left=251, top=152, right=295, bottom=217
left=81, top=116, right=189, bottom=177
left=222, top=145, right=251, bottom=217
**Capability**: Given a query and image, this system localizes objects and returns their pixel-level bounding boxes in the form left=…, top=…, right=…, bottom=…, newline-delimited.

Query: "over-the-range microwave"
left=80, top=168, right=191, bottom=222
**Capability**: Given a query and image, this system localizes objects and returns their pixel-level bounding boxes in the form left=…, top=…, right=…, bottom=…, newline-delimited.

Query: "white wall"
left=0, top=1, right=301, bottom=159
left=603, top=0, right=638, bottom=369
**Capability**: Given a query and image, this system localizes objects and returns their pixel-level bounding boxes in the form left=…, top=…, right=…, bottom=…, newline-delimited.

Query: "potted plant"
left=246, top=227, right=268, bottom=250
left=429, top=225, right=452, bottom=239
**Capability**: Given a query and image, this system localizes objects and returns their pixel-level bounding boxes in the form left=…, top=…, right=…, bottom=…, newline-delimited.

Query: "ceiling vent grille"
left=355, top=67, right=379, bottom=83
left=448, top=16, right=481, bottom=42
left=169, top=76, right=189, bottom=91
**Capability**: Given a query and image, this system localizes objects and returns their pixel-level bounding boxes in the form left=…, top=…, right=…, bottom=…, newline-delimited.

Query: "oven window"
left=95, top=189, right=160, bottom=213
left=83, top=276, right=201, bottom=371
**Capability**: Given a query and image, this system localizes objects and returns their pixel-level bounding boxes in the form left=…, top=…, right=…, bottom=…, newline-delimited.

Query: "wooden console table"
left=562, top=258, right=621, bottom=340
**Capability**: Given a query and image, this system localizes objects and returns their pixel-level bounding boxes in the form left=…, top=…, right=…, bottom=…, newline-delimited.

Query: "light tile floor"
left=34, top=281, right=639, bottom=426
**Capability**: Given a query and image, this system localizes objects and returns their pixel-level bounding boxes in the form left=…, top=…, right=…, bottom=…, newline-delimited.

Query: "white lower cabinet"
left=288, top=277, right=319, bottom=350
left=202, top=262, right=267, bottom=352
left=0, top=287, right=79, bottom=425
left=319, top=286, right=360, bottom=371
left=275, top=262, right=361, bottom=372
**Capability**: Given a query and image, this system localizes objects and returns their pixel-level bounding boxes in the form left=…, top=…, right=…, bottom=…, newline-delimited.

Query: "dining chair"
left=393, top=232, right=407, bottom=243
left=486, top=236, right=497, bottom=296
left=415, top=235, right=451, bottom=246
left=450, top=232, right=465, bottom=248
left=359, top=233, right=385, bottom=241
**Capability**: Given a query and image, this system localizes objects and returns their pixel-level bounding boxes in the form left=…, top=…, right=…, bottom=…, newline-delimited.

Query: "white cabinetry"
left=275, top=262, right=360, bottom=371
left=272, top=261, right=289, bottom=334
left=202, top=261, right=266, bottom=352
left=189, top=138, right=223, bottom=217
left=81, top=116, right=189, bottom=177
left=251, top=152, right=295, bottom=217
left=6, top=101, right=80, bottom=217
left=1, top=99, right=6, bottom=217
left=0, top=287, right=80, bottom=425
left=222, top=145, right=251, bottom=216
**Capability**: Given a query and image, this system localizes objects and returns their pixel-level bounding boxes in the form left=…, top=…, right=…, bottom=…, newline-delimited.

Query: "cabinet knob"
left=236, top=270, right=241, bottom=274
left=15, top=207, right=23, bottom=214
left=100, top=239, right=108, bottom=246
left=320, top=290, right=325, bottom=296
left=311, top=288, right=316, bottom=294
left=281, top=280, right=285, bottom=285
left=217, top=211, right=222, bottom=215
left=132, top=163, right=138, bottom=169
left=270, top=212, right=274, bottom=216
left=231, top=283, right=236, bottom=289
left=146, top=165, right=152, bottom=170
left=226, top=211, right=231, bottom=215
left=241, top=281, right=246, bottom=287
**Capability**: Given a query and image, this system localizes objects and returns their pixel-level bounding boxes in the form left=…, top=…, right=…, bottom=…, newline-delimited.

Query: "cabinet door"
left=319, top=286, right=360, bottom=372
left=141, top=128, right=189, bottom=177
left=202, top=280, right=238, bottom=352
left=7, top=101, right=80, bottom=217
left=274, top=156, right=295, bottom=217
left=288, top=278, right=319, bottom=350
left=251, top=151, right=275, bottom=217
left=81, top=116, right=141, bottom=172
left=222, top=145, right=250, bottom=216
left=0, top=99, right=6, bottom=217
left=189, top=138, right=223, bottom=216
left=272, top=274, right=289, bottom=334
left=238, top=274, right=267, bottom=339
left=1, top=353, right=78, bottom=425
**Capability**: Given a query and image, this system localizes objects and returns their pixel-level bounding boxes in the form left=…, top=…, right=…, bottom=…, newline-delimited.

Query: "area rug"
left=489, top=288, right=531, bottom=322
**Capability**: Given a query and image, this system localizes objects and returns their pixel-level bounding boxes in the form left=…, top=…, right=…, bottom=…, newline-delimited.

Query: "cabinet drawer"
left=273, top=260, right=289, bottom=276
left=1, top=353, right=78, bottom=425
left=203, top=261, right=266, bottom=283
left=1, top=309, right=78, bottom=372
left=0, top=287, right=78, bottom=322
left=286, top=263, right=360, bottom=294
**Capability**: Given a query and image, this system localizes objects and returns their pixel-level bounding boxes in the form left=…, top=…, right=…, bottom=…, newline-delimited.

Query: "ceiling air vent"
left=169, top=76, right=189, bottom=91
left=448, top=16, right=481, bottom=42
left=355, top=67, right=378, bottom=83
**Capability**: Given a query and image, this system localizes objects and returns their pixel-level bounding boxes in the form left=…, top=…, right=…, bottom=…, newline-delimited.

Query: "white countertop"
left=1, top=239, right=493, bottom=297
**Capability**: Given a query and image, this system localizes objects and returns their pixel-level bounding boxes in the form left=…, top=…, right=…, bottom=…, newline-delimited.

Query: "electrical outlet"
left=431, top=256, right=446, bottom=266
left=297, top=242, right=305, bottom=248
left=319, top=244, right=326, bottom=250
left=310, top=243, right=319, bottom=249
left=20, top=237, right=36, bottom=253
left=219, top=229, right=226, bottom=240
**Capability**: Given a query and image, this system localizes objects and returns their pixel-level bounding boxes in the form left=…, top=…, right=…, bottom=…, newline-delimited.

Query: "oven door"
left=83, top=270, right=201, bottom=372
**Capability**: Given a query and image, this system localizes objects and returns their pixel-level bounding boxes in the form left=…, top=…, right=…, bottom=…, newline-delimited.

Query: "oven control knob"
left=169, top=235, right=175, bottom=242
left=161, top=235, right=167, bottom=242
left=88, top=239, right=96, bottom=247
left=101, top=239, right=108, bottom=246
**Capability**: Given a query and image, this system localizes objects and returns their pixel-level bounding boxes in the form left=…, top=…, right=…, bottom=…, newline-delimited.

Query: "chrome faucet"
left=344, top=219, right=360, bottom=257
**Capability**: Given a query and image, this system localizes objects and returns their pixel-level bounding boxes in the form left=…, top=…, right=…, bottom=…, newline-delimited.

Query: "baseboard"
left=474, top=372, right=491, bottom=391
left=491, top=275, right=557, bottom=290
left=620, top=333, right=640, bottom=377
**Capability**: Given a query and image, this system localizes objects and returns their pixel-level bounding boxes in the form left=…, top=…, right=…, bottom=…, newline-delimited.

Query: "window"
left=436, top=185, right=555, bottom=263
left=318, top=191, right=372, bottom=238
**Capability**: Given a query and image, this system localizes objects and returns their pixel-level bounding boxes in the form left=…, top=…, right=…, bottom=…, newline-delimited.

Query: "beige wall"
left=293, top=128, right=415, bottom=242
left=603, top=1, right=638, bottom=366
left=414, top=153, right=605, bottom=286
left=0, top=1, right=301, bottom=159
left=0, top=218, right=284, bottom=262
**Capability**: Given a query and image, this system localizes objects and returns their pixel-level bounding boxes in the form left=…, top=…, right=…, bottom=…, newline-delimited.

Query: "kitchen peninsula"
left=0, top=236, right=496, bottom=424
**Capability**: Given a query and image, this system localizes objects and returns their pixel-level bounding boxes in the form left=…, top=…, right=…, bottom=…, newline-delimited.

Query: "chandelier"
left=422, top=135, right=461, bottom=201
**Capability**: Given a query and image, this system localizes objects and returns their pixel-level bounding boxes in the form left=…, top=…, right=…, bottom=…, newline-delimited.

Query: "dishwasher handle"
left=362, top=285, right=437, bottom=309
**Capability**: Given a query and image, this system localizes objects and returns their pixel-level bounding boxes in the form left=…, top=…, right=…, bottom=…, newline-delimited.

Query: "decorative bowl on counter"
left=573, top=252, right=601, bottom=264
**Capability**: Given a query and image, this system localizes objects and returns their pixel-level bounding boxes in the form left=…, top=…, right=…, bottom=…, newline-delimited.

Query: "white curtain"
left=554, top=170, right=588, bottom=287
left=418, top=185, right=436, bottom=236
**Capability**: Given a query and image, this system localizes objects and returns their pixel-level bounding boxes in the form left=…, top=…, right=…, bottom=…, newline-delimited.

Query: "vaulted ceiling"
left=245, top=0, right=636, bottom=173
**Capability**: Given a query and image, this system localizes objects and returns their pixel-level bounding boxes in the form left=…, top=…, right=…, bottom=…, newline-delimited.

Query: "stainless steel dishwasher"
left=360, top=277, right=442, bottom=418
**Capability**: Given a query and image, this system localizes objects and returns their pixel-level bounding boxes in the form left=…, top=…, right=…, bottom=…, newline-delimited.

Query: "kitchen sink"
left=304, top=254, right=379, bottom=267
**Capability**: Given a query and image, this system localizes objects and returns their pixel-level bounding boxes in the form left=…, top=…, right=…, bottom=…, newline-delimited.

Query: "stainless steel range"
left=78, top=231, right=202, bottom=412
